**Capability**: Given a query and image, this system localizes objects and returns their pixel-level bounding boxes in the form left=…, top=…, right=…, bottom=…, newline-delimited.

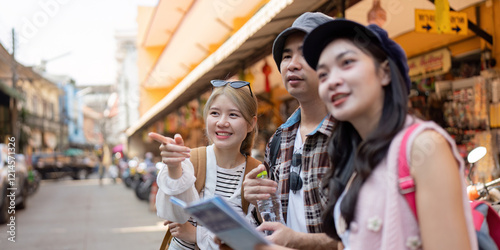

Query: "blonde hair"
left=203, top=84, right=258, bottom=155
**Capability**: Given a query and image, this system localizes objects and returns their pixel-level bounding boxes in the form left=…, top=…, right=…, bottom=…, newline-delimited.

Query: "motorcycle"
left=123, top=158, right=138, bottom=188
left=466, top=146, right=500, bottom=212
left=135, top=162, right=162, bottom=201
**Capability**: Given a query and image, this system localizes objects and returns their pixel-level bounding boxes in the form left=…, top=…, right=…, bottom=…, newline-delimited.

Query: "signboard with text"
left=408, top=48, right=451, bottom=78
left=415, top=9, right=468, bottom=35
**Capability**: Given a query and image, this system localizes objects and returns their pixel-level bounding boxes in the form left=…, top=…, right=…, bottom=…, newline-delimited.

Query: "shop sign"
left=408, top=48, right=451, bottom=78
left=414, top=9, right=467, bottom=35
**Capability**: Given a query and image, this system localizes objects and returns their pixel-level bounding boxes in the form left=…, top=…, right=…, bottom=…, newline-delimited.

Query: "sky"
left=0, top=0, right=158, bottom=85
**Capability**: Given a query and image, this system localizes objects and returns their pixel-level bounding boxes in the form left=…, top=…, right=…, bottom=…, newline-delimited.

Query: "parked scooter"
left=123, top=158, right=138, bottom=188
left=466, top=146, right=500, bottom=212
left=135, top=162, right=161, bottom=201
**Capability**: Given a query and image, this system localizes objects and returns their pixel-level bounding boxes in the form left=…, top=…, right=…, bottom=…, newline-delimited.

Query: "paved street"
left=0, top=176, right=166, bottom=250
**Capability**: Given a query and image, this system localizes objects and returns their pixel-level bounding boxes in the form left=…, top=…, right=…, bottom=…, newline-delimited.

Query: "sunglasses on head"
left=210, top=80, right=254, bottom=97
left=290, top=153, right=303, bottom=193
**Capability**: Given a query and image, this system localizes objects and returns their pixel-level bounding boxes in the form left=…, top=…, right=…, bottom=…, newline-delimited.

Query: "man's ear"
left=379, top=60, right=391, bottom=86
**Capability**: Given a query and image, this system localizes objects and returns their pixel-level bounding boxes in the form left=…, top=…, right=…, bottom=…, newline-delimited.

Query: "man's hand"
left=257, top=222, right=338, bottom=250
left=257, top=222, right=294, bottom=247
left=165, top=220, right=196, bottom=243
left=243, top=164, right=278, bottom=206
left=254, top=244, right=296, bottom=250
left=214, top=236, right=233, bottom=250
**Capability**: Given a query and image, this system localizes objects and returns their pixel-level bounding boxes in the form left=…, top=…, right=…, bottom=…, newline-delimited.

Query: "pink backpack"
left=398, top=123, right=500, bottom=250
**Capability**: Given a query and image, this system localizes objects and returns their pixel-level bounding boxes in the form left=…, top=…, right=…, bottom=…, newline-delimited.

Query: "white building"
left=113, top=29, right=140, bottom=151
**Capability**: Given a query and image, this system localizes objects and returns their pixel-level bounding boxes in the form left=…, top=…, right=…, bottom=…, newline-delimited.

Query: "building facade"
left=127, top=0, right=500, bottom=176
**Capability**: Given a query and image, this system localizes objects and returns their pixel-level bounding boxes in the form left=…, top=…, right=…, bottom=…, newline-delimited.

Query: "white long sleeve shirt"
left=156, top=145, right=248, bottom=250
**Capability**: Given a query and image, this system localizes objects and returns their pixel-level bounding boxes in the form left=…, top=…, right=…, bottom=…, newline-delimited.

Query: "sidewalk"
left=0, top=176, right=166, bottom=250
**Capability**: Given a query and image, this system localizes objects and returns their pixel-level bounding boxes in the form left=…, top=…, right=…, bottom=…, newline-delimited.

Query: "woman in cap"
left=301, top=19, right=477, bottom=250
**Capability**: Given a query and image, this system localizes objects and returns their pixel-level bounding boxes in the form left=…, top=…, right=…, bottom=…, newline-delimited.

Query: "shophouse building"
left=0, top=42, right=66, bottom=155
left=127, top=0, right=500, bottom=181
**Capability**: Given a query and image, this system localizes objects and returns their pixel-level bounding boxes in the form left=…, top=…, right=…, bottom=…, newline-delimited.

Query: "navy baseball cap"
left=272, top=12, right=333, bottom=72
left=303, top=19, right=411, bottom=93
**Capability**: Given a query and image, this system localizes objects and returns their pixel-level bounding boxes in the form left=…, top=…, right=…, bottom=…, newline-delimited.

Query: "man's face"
left=279, top=32, right=320, bottom=101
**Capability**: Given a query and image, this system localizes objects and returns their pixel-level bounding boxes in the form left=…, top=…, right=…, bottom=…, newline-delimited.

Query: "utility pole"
left=10, top=28, right=19, bottom=152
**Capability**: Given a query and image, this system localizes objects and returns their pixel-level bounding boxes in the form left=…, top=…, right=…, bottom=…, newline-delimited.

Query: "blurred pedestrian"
left=302, top=19, right=477, bottom=249
left=242, top=12, right=337, bottom=249
left=99, top=144, right=111, bottom=186
left=108, top=164, right=118, bottom=184
left=149, top=79, right=260, bottom=249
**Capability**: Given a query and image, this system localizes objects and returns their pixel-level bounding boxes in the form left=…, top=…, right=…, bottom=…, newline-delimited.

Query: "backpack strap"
left=398, top=123, right=420, bottom=220
left=471, top=200, right=500, bottom=247
left=471, top=201, right=486, bottom=231
left=399, top=124, right=500, bottom=248
left=190, top=146, right=260, bottom=214
left=159, top=228, right=172, bottom=250
left=190, top=147, right=207, bottom=194
left=267, top=130, right=282, bottom=173
left=241, top=156, right=261, bottom=214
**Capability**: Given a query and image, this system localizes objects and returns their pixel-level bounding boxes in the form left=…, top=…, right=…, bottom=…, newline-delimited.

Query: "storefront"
left=350, top=0, right=500, bottom=183
left=126, top=0, right=342, bottom=159
left=127, top=0, right=500, bottom=182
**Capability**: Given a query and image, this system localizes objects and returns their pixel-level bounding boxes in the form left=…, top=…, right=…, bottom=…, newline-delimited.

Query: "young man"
left=243, top=12, right=337, bottom=249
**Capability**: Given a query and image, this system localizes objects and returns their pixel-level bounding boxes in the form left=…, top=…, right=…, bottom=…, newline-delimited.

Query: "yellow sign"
left=435, top=0, right=451, bottom=33
left=415, top=9, right=467, bottom=35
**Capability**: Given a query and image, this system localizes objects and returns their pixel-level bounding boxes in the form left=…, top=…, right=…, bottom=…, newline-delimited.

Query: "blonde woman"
left=150, top=80, right=260, bottom=250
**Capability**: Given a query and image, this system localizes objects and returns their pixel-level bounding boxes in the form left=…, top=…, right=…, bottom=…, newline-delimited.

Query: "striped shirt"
left=264, top=108, right=335, bottom=233
left=170, top=163, right=245, bottom=250
left=215, top=164, right=245, bottom=199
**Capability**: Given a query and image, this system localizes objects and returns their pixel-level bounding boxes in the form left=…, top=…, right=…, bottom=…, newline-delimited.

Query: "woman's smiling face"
left=316, top=38, right=390, bottom=129
left=205, top=94, right=252, bottom=150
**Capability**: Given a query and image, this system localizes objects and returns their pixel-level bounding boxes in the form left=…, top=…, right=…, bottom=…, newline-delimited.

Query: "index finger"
left=148, top=132, right=173, bottom=144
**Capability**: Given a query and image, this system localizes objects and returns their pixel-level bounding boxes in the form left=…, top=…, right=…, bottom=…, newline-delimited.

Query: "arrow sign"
left=415, top=9, right=467, bottom=35
left=422, top=24, right=432, bottom=31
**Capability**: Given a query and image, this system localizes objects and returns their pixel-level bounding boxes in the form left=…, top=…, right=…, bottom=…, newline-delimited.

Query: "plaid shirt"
left=265, top=108, right=335, bottom=233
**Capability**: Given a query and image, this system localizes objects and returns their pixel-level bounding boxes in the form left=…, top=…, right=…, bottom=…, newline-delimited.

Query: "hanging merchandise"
left=367, top=0, right=386, bottom=27
left=473, top=77, right=488, bottom=129
left=472, top=131, right=494, bottom=183
left=440, top=76, right=488, bottom=131
left=166, top=113, right=178, bottom=134
left=262, top=61, right=272, bottom=93
left=490, top=78, right=500, bottom=128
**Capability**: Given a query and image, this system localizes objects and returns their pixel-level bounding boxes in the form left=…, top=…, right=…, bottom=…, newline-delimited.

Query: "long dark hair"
left=321, top=38, right=409, bottom=240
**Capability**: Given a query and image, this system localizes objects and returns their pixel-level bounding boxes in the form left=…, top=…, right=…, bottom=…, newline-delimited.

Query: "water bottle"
left=256, top=170, right=284, bottom=235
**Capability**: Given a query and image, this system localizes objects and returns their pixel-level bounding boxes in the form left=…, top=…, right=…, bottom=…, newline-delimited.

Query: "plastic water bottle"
left=256, top=170, right=284, bottom=235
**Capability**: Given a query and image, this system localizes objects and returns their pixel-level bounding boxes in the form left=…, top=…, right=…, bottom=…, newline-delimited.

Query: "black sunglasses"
left=210, top=80, right=254, bottom=97
left=290, top=153, right=303, bottom=193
